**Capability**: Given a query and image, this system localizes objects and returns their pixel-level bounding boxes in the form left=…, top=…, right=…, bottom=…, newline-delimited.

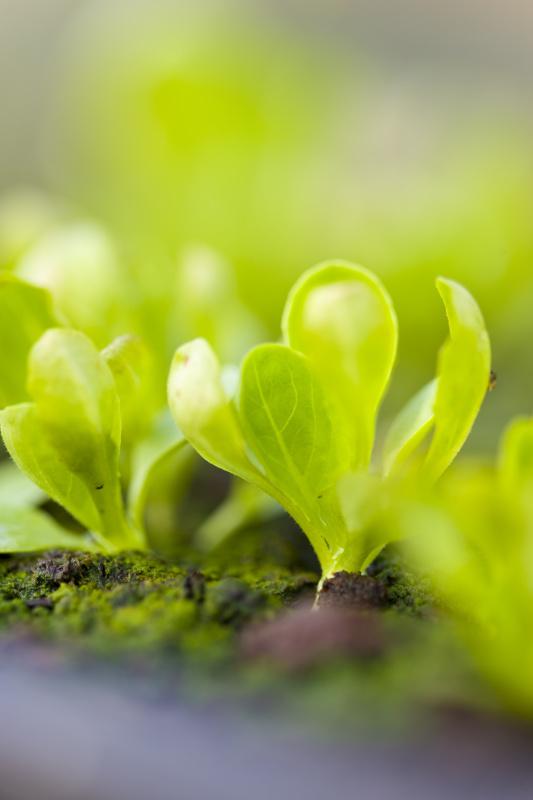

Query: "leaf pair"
left=168, top=261, right=491, bottom=579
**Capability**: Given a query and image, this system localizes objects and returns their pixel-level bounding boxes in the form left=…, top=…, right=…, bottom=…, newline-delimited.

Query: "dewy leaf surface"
left=0, top=507, right=97, bottom=553
left=0, top=274, right=58, bottom=408
left=282, top=261, right=398, bottom=469
left=425, top=278, right=491, bottom=481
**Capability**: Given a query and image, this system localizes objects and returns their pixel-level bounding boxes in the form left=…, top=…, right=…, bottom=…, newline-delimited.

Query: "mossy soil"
left=0, top=523, right=475, bottom=736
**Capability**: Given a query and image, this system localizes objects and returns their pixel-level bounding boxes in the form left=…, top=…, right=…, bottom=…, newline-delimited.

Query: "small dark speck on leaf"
left=96, top=484, right=104, bottom=491
left=489, top=370, right=497, bottom=391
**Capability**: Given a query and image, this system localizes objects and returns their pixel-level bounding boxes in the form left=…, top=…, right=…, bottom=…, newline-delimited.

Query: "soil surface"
left=0, top=537, right=530, bottom=798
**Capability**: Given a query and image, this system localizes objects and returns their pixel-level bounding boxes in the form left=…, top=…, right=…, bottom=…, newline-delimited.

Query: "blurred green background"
left=1, top=0, right=533, bottom=455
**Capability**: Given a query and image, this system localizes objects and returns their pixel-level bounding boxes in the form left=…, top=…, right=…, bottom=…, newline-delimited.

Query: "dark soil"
left=317, top=572, right=388, bottom=610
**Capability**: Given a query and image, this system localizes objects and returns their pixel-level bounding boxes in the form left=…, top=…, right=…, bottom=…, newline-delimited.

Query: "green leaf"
left=1, top=329, right=142, bottom=550
left=167, top=338, right=263, bottom=485
left=282, top=261, right=398, bottom=468
left=28, top=329, right=122, bottom=484
left=382, top=380, right=437, bottom=476
left=425, top=277, right=491, bottom=481
left=0, top=274, right=58, bottom=407
left=0, top=403, right=101, bottom=532
left=0, top=459, right=46, bottom=510
left=102, top=334, right=153, bottom=455
left=129, top=411, right=191, bottom=531
left=383, top=278, right=490, bottom=481
left=0, top=506, right=96, bottom=553
left=240, top=344, right=340, bottom=503
left=239, top=343, right=345, bottom=567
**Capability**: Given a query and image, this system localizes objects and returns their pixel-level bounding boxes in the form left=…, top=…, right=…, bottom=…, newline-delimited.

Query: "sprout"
left=169, top=261, right=491, bottom=581
left=0, top=278, right=185, bottom=553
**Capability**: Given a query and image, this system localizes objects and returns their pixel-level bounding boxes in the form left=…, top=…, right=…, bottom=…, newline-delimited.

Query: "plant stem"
left=93, top=477, right=144, bottom=551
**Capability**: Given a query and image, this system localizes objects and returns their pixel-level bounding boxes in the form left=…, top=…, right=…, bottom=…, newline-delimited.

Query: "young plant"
left=0, top=276, right=185, bottom=554
left=168, top=261, right=491, bottom=582
left=0, top=238, right=270, bottom=556
left=398, top=417, right=533, bottom=716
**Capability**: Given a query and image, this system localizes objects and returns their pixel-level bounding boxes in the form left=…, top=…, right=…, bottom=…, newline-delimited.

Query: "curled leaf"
left=425, top=277, right=491, bottom=481
left=384, top=277, right=490, bottom=481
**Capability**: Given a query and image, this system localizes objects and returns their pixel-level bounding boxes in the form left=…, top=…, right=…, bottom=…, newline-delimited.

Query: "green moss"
left=0, top=548, right=315, bottom=671
left=0, top=543, right=472, bottom=734
left=0, top=541, right=434, bottom=672
left=367, top=547, right=435, bottom=615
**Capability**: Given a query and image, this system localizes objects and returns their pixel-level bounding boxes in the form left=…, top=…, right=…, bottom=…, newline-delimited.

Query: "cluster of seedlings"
left=1, top=238, right=533, bottom=721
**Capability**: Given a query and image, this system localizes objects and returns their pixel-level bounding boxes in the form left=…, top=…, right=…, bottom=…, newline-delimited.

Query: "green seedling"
left=168, top=261, right=491, bottom=582
left=399, top=417, right=533, bottom=716
left=0, top=277, right=185, bottom=554
left=0, top=236, right=270, bottom=556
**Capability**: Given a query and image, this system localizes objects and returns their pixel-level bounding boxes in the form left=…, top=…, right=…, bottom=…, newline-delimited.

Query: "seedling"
left=0, top=276, right=185, bottom=553
left=399, top=417, right=533, bottom=715
left=0, top=236, right=269, bottom=556
left=168, top=261, right=491, bottom=582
